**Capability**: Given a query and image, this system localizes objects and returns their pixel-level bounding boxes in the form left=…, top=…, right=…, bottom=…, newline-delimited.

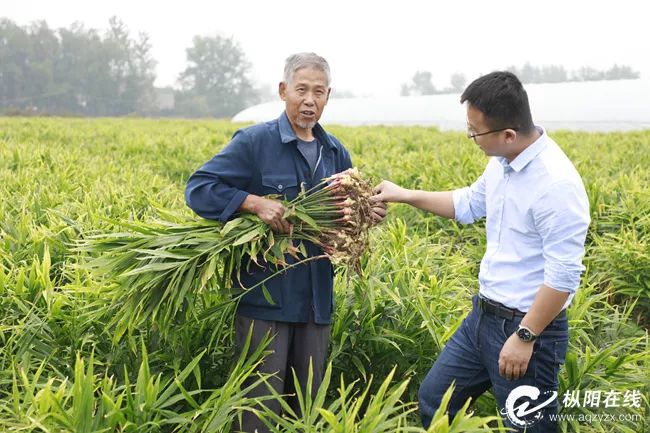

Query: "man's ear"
left=505, top=129, right=517, bottom=144
left=325, top=87, right=331, bottom=104
left=279, top=81, right=287, bottom=101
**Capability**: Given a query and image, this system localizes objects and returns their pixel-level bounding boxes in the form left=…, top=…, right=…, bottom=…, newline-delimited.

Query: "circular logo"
left=501, top=385, right=558, bottom=428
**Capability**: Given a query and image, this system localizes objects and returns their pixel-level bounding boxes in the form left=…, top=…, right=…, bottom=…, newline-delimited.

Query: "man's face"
left=279, top=67, right=330, bottom=133
left=466, top=104, right=514, bottom=158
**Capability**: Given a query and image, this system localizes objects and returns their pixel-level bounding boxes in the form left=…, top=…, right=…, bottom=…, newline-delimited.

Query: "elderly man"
left=373, top=71, right=590, bottom=432
left=185, top=52, right=386, bottom=432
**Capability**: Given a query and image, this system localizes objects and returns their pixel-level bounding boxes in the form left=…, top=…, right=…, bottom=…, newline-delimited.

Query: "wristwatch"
left=516, top=325, right=538, bottom=342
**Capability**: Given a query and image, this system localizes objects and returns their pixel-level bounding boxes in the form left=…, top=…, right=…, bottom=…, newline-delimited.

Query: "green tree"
left=604, top=64, right=640, bottom=80
left=102, top=17, right=156, bottom=115
left=506, top=63, right=638, bottom=83
left=400, top=70, right=436, bottom=96
left=412, top=71, right=436, bottom=95
left=56, top=22, right=113, bottom=114
left=450, top=72, right=467, bottom=93
left=0, top=17, right=156, bottom=116
left=177, top=34, right=259, bottom=118
left=0, top=19, right=31, bottom=109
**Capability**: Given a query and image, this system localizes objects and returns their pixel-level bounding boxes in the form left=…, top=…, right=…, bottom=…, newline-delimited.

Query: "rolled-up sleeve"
left=185, top=130, right=253, bottom=222
left=533, top=180, right=590, bottom=293
left=453, top=174, right=487, bottom=224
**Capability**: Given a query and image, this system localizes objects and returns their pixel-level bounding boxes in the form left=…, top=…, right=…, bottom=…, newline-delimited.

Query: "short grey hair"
left=283, top=52, right=331, bottom=86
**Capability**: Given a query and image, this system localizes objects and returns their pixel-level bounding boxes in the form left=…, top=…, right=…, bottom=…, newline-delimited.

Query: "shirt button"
left=278, top=184, right=284, bottom=190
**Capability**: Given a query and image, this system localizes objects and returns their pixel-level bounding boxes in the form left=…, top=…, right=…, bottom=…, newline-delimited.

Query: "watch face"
left=517, top=327, right=534, bottom=341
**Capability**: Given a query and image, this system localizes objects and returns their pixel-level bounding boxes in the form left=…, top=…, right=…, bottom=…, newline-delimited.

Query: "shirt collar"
left=278, top=111, right=336, bottom=150
left=498, top=126, right=548, bottom=173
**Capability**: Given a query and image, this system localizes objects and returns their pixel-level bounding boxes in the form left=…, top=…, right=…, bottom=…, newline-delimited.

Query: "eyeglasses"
left=466, top=126, right=518, bottom=140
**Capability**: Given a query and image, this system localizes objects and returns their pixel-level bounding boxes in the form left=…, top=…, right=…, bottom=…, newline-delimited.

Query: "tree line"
left=0, top=17, right=259, bottom=117
left=0, top=17, right=643, bottom=115
left=401, top=63, right=640, bottom=97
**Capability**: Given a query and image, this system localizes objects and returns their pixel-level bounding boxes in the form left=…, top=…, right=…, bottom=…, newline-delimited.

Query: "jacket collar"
left=278, top=111, right=336, bottom=151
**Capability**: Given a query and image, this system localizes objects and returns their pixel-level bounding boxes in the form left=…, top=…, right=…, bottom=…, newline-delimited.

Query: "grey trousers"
left=234, top=312, right=331, bottom=433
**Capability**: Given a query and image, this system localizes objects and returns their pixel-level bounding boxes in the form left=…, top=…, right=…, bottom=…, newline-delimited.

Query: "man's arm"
left=499, top=180, right=590, bottom=380
left=520, top=284, right=570, bottom=334
left=373, top=172, right=487, bottom=222
left=239, top=194, right=291, bottom=233
left=523, top=179, right=590, bottom=333
left=185, top=130, right=253, bottom=222
left=498, top=284, right=569, bottom=380
left=185, top=130, right=290, bottom=232
left=373, top=181, right=455, bottom=219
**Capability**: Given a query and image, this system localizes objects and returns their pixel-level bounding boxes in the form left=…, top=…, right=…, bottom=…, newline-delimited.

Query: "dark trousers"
left=234, top=312, right=330, bottom=433
left=418, top=295, right=569, bottom=432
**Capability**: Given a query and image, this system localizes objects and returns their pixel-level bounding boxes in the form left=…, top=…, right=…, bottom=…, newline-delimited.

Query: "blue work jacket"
left=185, top=112, right=353, bottom=324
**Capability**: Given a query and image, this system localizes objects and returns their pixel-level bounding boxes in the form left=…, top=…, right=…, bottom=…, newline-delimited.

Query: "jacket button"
left=278, top=184, right=283, bottom=190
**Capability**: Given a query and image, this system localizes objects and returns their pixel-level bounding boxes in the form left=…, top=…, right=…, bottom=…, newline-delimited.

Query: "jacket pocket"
left=261, top=174, right=298, bottom=196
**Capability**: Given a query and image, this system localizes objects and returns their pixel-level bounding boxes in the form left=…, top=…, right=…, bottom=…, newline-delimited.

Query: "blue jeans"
left=419, top=295, right=569, bottom=432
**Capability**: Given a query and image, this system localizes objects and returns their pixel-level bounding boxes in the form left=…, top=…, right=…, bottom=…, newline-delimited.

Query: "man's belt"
left=478, top=294, right=567, bottom=320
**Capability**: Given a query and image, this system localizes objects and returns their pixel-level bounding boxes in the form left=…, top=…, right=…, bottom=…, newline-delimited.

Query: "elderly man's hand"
left=370, top=198, right=387, bottom=225
left=241, top=195, right=292, bottom=233
left=256, top=197, right=292, bottom=233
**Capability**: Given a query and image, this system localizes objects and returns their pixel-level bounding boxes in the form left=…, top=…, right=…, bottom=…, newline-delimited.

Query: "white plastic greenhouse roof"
left=232, top=79, right=650, bottom=132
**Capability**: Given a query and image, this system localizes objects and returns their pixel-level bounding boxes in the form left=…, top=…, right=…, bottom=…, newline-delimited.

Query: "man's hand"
left=498, top=333, right=535, bottom=381
left=240, top=195, right=292, bottom=233
left=372, top=181, right=455, bottom=219
left=370, top=198, right=387, bottom=225
left=373, top=180, right=410, bottom=203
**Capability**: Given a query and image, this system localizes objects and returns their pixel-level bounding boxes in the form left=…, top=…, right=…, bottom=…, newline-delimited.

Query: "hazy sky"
left=4, top=0, right=649, bottom=97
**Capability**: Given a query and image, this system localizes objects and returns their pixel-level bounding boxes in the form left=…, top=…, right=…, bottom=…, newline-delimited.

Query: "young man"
left=373, top=71, right=590, bottom=432
left=185, top=52, right=386, bottom=433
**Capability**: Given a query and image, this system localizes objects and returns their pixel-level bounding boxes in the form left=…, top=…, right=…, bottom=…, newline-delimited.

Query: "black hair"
left=460, top=71, right=535, bottom=134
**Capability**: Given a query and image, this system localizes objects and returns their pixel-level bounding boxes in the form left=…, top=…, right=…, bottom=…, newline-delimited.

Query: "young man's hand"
left=498, top=333, right=535, bottom=380
left=372, top=180, right=410, bottom=203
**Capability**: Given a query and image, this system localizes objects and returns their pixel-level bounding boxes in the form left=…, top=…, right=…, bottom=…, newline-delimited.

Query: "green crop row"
left=0, top=117, right=648, bottom=432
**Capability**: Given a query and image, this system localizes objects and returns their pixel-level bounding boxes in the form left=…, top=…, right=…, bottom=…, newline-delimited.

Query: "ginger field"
left=0, top=117, right=648, bottom=432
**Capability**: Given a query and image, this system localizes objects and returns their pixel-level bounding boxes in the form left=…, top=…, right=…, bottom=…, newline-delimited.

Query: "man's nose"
left=303, top=93, right=315, bottom=105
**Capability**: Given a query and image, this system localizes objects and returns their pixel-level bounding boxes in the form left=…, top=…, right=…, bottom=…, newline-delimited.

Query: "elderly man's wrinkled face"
left=279, top=67, right=330, bottom=135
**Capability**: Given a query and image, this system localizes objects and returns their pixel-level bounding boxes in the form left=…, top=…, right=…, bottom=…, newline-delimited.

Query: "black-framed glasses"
left=467, top=126, right=518, bottom=140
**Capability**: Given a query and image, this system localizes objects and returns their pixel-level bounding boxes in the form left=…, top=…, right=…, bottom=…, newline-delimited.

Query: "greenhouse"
left=233, top=78, right=650, bottom=132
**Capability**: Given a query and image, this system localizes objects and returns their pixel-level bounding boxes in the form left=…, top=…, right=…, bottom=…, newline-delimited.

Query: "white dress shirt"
left=453, top=127, right=590, bottom=312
